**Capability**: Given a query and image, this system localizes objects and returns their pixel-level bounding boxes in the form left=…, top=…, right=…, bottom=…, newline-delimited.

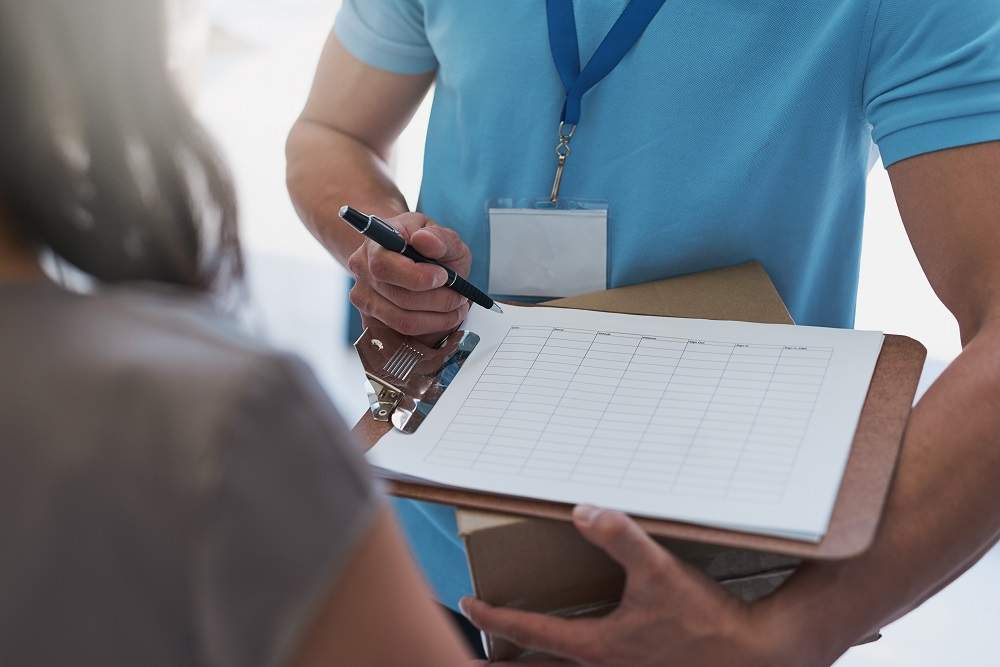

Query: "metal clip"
left=354, top=322, right=481, bottom=433
left=365, top=377, right=403, bottom=422
left=549, top=122, right=577, bottom=204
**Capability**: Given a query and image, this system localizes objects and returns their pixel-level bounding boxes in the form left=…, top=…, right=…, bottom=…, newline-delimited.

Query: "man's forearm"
left=286, top=118, right=408, bottom=267
left=761, top=318, right=1000, bottom=664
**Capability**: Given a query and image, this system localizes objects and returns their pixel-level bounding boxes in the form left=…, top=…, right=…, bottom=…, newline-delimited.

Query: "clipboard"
left=352, top=263, right=926, bottom=560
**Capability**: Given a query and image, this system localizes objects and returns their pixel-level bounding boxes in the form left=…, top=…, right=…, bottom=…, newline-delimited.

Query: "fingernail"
left=573, top=504, right=602, bottom=526
left=436, top=270, right=448, bottom=288
left=458, top=598, right=472, bottom=618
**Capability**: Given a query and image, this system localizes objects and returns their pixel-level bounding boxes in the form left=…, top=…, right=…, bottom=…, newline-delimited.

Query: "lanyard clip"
left=549, top=121, right=577, bottom=204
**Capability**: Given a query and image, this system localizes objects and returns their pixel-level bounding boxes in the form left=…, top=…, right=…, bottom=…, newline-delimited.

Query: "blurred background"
left=171, top=2, right=997, bottom=664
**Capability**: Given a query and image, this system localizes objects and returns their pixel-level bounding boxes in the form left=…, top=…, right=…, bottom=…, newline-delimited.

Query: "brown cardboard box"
left=455, top=262, right=860, bottom=661
left=459, top=511, right=803, bottom=661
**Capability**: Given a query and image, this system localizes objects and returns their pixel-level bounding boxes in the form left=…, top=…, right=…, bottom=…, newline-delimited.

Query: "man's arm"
left=762, top=140, right=1000, bottom=661
left=461, top=141, right=1000, bottom=667
left=286, top=36, right=471, bottom=342
left=286, top=34, right=430, bottom=264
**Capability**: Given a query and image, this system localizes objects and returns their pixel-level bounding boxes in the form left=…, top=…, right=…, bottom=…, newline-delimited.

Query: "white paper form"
left=368, top=305, right=885, bottom=541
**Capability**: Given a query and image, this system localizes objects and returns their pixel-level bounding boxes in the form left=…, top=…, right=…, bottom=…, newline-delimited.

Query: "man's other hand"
left=347, top=212, right=472, bottom=346
left=460, top=505, right=799, bottom=667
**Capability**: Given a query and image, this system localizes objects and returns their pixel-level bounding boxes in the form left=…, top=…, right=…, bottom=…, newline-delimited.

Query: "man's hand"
left=347, top=212, right=472, bottom=345
left=460, top=505, right=795, bottom=667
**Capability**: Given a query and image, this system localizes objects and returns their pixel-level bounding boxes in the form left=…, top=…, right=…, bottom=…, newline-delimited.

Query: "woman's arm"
left=202, top=354, right=471, bottom=667
left=292, top=506, right=472, bottom=667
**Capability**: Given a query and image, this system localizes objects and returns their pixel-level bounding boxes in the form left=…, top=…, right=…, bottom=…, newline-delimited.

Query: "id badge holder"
left=487, top=197, right=608, bottom=299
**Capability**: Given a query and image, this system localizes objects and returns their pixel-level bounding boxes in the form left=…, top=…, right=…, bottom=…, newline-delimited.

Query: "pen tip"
left=491, top=303, right=504, bottom=313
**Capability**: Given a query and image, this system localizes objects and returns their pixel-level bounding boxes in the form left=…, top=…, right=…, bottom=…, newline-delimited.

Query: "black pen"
left=339, top=205, right=503, bottom=314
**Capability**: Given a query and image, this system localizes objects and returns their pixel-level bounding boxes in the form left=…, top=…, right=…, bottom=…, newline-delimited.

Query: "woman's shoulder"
left=96, top=282, right=362, bottom=460
left=2, top=279, right=351, bottom=467
left=74, top=283, right=300, bottom=398
left=98, top=282, right=274, bottom=361
left=95, top=283, right=346, bottom=439
left=3, top=278, right=373, bottom=541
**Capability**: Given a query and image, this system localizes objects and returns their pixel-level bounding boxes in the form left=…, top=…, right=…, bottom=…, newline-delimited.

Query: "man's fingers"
left=367, top=242, right=448, bottom=291
left=409, top=226, right=447, bottom=258
left=377, top=281, right=469, bottom=313
left=384, top=212, right=467, bottom=265
left=356, top=213, right=469, bottom=293
left=572, top=505, right=672, bottom=577
left=459, top=598, right=599, bottom=663
left=350, top=285, right=468, bottom=337
left=386, top=211, right=430, bottom=237
left=410, top=224, right=469, bottom=263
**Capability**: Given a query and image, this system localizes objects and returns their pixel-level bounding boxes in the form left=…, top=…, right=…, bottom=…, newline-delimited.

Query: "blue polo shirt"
left=334, top=0, right=1000, bottom=610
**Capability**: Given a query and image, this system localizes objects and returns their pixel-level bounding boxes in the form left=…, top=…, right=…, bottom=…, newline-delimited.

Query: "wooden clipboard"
left=353, top=263, right=926, bottom=560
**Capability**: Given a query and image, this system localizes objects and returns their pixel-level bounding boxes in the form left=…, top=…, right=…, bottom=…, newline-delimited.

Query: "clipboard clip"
left=354, top=321, right=480, bottom=433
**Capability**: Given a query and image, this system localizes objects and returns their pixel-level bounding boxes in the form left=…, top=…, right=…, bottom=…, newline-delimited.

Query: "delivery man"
left=287, top=1, right=1000, bottom=663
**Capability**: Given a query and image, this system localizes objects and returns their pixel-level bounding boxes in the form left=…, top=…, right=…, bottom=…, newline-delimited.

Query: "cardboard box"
left=456, top=262, right=872, bottom=660
left=459, top=510, right=802, bottom=660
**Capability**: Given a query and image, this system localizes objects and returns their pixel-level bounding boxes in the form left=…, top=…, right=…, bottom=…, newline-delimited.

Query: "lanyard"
left=545, top=0, right=666, bottom=202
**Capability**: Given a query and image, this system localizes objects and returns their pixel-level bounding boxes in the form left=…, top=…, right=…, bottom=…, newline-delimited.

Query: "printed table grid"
left=426, top=326, right=832, bottom=504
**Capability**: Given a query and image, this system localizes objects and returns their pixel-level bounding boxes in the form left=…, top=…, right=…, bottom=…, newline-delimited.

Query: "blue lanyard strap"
left=546, top=0, right=667, bottom=127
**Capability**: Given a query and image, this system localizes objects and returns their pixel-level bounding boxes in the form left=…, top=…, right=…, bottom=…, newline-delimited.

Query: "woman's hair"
left=0, top=0, right=241, bottom=292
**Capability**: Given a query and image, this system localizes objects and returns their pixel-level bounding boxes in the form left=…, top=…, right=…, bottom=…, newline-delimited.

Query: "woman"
left=0, top=1, right=472, bottom=664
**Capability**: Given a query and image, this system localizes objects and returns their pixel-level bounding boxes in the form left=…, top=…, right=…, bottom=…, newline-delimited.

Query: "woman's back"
left=0, top=0, right=473, bottom=662
left=0, top=280, right=377, bottom=666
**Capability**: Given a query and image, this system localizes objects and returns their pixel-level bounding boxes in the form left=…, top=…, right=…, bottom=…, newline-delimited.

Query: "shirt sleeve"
left=334, top=0, right=437, bottom=74
left=863, top=0, right=1000, bottom=167
left=194, top=352, right=380, bottom=667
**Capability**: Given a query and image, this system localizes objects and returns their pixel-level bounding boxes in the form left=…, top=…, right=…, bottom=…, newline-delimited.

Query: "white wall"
left=857, top=167, right=961, bottom=363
